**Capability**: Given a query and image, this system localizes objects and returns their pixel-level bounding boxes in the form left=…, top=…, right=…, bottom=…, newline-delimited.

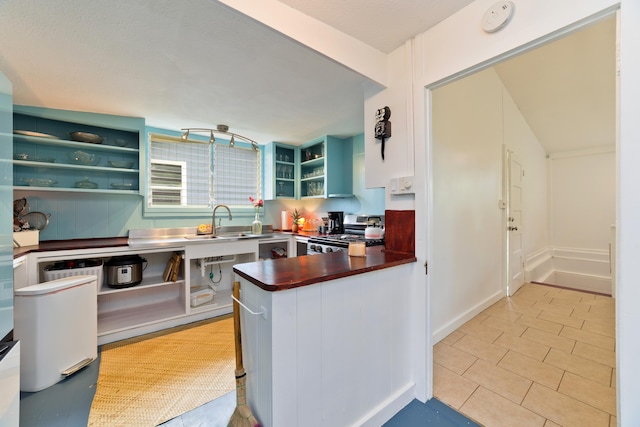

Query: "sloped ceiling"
left=494, top=16, right=616, bottom=154
left=0, top=1, right=615, bottom=151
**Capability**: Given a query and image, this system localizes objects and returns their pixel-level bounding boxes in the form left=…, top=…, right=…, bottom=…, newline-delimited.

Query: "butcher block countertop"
left=233, top=246, right=417, bottom=292
left=13, top=237, right=129, bottom=258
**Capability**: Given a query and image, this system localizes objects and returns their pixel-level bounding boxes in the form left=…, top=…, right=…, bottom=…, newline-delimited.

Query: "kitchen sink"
left=185, top=232, right=273, bottom=240
left=128, top=225, right=275, bottom=246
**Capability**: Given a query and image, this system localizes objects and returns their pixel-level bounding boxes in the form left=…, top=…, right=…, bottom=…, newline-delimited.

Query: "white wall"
left=549, top=149, right=616, bottom=250
left=617, top=1, right=640, bottom=422
left=364, top=43, right=414, bottom=197
left=430, top=67, right=548, bottom=340
left=431, top=68, right=504, bottom=339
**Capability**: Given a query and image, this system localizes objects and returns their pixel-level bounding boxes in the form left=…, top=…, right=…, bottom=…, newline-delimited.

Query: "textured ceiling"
left=0, top=1, right=616, bottom=152
left=0, top=0, right=388, bottom=144
left=275, top=0, right=474, bottom=53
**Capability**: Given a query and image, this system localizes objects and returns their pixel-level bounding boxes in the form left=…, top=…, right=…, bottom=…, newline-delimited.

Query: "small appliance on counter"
left=327, top=211, right=344, bottom=234
left=105, top=255, right=146, bottom=288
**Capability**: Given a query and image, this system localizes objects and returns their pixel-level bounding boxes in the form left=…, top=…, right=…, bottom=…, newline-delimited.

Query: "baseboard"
left=525, top=246, right=612, bottom=295
left=358, top=382, right=415, bottom=427
left=542, top=271, right=611, bottom=295
left=432, top=289, right=504, bottom=343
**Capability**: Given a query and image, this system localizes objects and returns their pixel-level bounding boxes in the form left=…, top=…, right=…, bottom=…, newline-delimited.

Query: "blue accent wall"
left=0, top=72, right=13, bottom=340
left=12, top=115, right=384, bottom=241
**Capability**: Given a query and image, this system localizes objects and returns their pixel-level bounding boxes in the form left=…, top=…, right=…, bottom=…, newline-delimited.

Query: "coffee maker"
left=327, top=211, right=344, bottom=234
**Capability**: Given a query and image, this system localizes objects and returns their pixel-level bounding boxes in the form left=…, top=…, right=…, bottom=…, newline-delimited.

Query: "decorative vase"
left=252, top=211, right=263, bottom=234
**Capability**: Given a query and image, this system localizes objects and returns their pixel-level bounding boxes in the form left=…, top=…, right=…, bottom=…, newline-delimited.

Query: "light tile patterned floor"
left=434, top=283, right=616, bottom=427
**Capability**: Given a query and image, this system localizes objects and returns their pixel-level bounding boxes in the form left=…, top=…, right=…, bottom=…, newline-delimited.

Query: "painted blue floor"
left=20, top=347, right=479, bottom=427
left=19, top=352, right=101, bottom=427
left=383, top=399, right=481, bottom=426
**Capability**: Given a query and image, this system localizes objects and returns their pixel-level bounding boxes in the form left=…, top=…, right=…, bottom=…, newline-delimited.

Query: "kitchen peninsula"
left=232, top=246, right=417, bottom=427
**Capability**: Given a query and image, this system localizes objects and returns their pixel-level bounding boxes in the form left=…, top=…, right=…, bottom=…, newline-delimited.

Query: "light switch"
left=389, top=176, right=414, bottom=195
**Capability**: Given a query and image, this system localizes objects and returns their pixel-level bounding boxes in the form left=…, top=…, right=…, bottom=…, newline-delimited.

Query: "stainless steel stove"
left=307, top=214, right=384, bottom=255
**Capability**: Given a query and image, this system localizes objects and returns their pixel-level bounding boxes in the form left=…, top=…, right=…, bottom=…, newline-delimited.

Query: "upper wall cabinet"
left=263, top=136, right=353, bottom=200
left=12, top=106, right=145, bottom=194
left=300, top=136, right=353, bottom=199
left=263, top=142, right=298, bottom=200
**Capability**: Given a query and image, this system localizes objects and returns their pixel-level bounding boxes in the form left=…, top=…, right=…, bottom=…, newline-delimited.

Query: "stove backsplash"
left=384, top=210, right=415, bottom=254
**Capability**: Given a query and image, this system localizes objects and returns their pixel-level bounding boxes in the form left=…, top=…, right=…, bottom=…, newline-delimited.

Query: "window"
left=149, top=160, right=187, bottom=205
left=213, top=143, right=261, bottom=206
left=146, top=133, right=261, bottom=216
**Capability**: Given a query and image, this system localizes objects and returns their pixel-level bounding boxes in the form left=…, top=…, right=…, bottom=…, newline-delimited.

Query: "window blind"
left=213, top=143, right=261, bottom=206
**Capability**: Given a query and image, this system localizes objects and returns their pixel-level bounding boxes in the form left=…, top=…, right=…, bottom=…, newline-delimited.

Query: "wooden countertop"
left=233, top=246, right=417, bottom=292
left=13, top=237, right=129, bottom=258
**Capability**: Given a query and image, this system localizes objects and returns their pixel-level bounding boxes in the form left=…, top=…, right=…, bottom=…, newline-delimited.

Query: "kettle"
left=364, top=224, right=385, bottom=240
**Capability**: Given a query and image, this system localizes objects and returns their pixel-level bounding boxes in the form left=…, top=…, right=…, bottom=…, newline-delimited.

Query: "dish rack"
left=43, top=259, right=104, bottom=286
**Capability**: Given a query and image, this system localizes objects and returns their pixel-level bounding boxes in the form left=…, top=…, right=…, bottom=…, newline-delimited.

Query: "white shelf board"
left=98, top=298, right=186, bottom=335
left=98, top=277, right=184, bottom=295
left=189, top=288, right=232, bottom=314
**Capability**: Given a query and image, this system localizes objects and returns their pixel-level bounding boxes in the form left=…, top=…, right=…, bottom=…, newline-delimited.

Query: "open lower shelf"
left=97, top=298, right=186, bottom=335
left=189, top=287, right=232, bottom=313
left=98, top=277, right=184, bottom=295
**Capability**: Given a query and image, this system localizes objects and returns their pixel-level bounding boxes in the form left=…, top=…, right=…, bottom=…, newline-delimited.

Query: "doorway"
left=506, top=148, right=524, bottom=297
left=429, top=13, right=616, bottom=342
left=428, top=11, right=617, bottom=425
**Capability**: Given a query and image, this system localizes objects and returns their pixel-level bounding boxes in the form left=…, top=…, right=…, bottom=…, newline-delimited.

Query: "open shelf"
left=13, top=134, right=139, bottom=153
left=188, top=288, right=233, bottom=314
left=98, top=277, right=185, bottom=295
left=97, top=298, right=186, bottom=335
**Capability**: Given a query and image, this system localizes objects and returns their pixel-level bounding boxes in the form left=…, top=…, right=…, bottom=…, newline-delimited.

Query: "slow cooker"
left=105, top=255, right=146, bottom=288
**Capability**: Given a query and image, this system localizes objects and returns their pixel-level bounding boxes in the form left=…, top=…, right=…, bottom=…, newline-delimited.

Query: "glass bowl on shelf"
left=14, top=153, right=55, bottom=163
left=69, top=131, right=103, bottom=144
left=74, top=178, right=98, bottom=189
left=108, top=160, right=134, bottom=169
left=20, top=178, right=58, bottom=187
left=110, top=183, right=134, bottom=190
left=67, top=151, right=101, bottom=166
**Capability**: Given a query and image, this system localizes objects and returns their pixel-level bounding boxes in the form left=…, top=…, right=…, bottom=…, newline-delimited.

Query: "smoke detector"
left=482, top=1, right=515, bottom=33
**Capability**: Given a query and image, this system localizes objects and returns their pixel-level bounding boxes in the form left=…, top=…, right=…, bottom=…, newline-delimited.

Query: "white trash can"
left=14, top=275, right=97, bottom=392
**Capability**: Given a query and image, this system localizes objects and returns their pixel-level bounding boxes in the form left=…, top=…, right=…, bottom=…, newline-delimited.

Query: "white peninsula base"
left=237, top=263, right=415, bottom=427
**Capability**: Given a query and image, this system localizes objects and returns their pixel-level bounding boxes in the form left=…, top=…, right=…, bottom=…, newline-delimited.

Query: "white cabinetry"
left=23, top=235, right=292, bottom=344
left=238, top=263, right=413, bottom=427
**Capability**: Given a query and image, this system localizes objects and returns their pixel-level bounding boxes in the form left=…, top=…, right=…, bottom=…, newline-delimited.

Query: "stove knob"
left=309, top=244, right=316, bottom=251
left=326, top=247, right=333, bottom=253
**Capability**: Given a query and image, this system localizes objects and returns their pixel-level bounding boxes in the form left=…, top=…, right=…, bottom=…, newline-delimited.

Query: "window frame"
left=142, top=130, right=262, bottom=218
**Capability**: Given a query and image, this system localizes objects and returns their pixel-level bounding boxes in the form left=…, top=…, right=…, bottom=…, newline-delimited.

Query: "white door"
left=507, top=149, right=524, bottom=296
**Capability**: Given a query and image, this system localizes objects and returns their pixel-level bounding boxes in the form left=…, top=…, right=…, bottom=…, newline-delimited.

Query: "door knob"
left=508, top=226, right=518, bottom=231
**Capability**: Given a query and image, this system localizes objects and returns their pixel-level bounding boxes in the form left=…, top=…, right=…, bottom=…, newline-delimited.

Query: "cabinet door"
left=264, top=142, right=297, bottom=200
left=299, top=139, right=325, bottom=198
left=300, top=136, right=353, bottom=199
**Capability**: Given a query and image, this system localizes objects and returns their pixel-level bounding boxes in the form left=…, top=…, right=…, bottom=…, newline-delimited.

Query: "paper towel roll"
left=281, top=211, right=289, bottom=230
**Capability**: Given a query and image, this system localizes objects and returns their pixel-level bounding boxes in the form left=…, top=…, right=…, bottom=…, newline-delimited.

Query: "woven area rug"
left=88, top=315, right=236, bottom=426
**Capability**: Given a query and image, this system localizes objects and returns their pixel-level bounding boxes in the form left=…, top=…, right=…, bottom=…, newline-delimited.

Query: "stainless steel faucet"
left=211, top=204, right=232, bottom=236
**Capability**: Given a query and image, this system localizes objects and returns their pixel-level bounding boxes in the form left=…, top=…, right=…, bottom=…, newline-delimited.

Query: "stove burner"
left=307, top=233, right=384, bottom=255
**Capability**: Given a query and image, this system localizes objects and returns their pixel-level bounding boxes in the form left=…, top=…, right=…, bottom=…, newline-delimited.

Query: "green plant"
left=290, top=208, right=301, bottom=223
